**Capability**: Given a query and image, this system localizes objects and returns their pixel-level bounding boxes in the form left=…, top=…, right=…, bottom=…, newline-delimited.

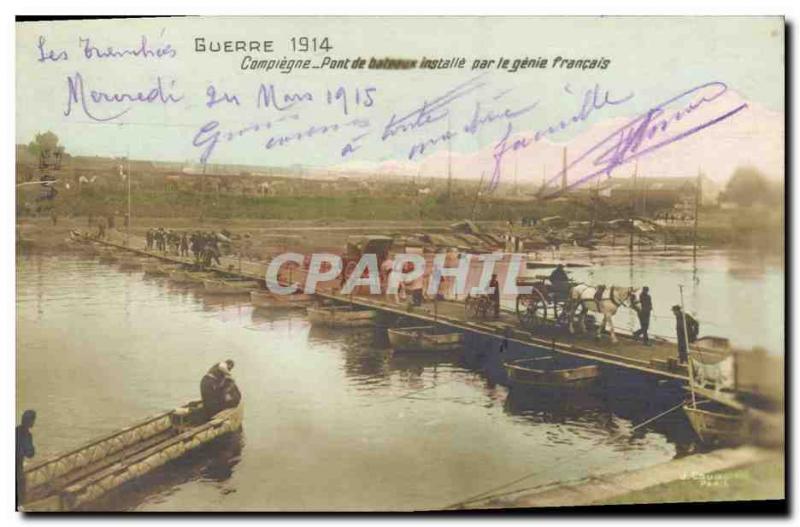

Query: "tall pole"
left=629, top=161, right=637, bottom=252
left=641, top=164, right=647, bottom=217
left=470, top=171, right=486, bottom=220
left=540, top=164, right=546, bottom=194
left=693, top=169, right=701, bottom=260
left=632, top=160, right=638, bottom=215
left=447, top=114, right=452, bottom=202
left=126, top=148, right=131, bottom=246
left=513, top=153, right=518, bottom=194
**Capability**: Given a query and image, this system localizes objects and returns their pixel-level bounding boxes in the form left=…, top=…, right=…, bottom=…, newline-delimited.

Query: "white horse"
left=567, top=284, right=637, bottom=343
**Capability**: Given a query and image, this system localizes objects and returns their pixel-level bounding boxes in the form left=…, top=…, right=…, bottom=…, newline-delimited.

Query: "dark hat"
left=21, top=409, right=36, bottom=427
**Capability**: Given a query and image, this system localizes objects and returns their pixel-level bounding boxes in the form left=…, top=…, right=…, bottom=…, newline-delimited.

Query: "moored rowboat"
left=270, top=291, right=315, bottom=307
left=683, top=400, right=747, bottom=446
left=387, top=326, right=463, bottom=353
left=250, top=290, right=315, bottom=308
left=202, top=279, right=260, bottom=295
left=306, top=305, right=376, bottom=327
left=250, top=290, right=275, bottom=307
left=144, top=263, right=179, bottom=276
left=22, top=400, right=243, bottom=512
left=97, top=254, right=119, bottom=264
left=117, top=257, right=148, bottom=270
left=168, top=269, right=216, bottom=284
left=504, top=356, right=600, bottom=388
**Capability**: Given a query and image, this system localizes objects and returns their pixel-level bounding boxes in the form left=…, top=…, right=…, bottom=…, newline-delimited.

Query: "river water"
left=15, top=248, right=782, bottom=511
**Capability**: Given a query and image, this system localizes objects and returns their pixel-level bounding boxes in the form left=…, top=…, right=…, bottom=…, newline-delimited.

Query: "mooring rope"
left=443, top=399, right=687, bottom=510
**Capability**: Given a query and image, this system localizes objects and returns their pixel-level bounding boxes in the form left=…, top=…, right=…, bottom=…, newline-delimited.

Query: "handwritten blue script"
left=63, top=72, right=184, bottom=122
left=491, top=83, right=635, bottom=190
left=538, top=81, right=746, bottom=198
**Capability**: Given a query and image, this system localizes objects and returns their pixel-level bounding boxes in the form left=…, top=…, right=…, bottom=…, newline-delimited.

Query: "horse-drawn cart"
left=515, top=275, right=576, bottom=329
left=514, top=262, right=590, bottom=331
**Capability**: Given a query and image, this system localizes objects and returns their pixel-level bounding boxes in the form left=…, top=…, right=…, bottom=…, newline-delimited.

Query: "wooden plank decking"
left=86, top=230, right=747, bottom=409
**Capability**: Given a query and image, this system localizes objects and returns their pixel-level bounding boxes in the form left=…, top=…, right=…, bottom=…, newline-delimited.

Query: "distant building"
left=595, top=175, right=720, bottom=207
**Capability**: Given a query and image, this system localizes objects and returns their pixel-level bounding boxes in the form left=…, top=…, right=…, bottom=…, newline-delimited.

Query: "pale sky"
left=16, top=16, right=784, bottom=179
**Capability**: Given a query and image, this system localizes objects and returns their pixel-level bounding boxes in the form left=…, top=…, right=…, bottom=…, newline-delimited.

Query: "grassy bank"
left=19, top=188, right=556, bottom=222
left=17, top=188, right=784, bottom=250
left=599, top=459, right=784, bottom=506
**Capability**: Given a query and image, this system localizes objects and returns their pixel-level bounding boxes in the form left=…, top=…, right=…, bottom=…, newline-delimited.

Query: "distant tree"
left=27, top=131, right=60, bottom=158
left=722, top=166, right=771, bottom=207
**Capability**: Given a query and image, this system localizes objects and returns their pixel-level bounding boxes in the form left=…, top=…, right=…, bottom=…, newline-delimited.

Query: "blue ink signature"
left=63, top=72, right=184, bottom=122
left=538, top=81, right=746, bottom=198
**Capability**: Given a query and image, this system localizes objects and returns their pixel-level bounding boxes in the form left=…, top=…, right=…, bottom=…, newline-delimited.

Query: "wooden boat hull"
left=97, top=253, right=119, bottom=264
left=388, top=326, right=463, bottom=353
left=202, top=279, right=260, bottom=295
left=22, top=401, right=243, bottom=512
left=504, top=357, right=600, bottom=388
left=144, top=263, right=177, bottom=276
left=117, top=258, right=147, bottom=270
left=306, top=306, right=376, bottom=327
left=169, top=270, right=214, bottom=284
left=250, top=290, right=314, bottom=308
left=683, top=402, right=746, bottom=446
left=250, top=290, right=275, bottom=307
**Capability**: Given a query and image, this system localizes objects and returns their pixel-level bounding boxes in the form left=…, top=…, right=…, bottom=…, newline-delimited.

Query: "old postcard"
left=14, top=16, right=784, bottom=512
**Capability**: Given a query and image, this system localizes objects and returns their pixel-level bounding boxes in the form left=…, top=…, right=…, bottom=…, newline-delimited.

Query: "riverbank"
left=468, top=446, right=783, bottom=510
left=16, top=210, right=785, bottom=259
left=17, top=185, right=784, bottom=251
left=15, top=237, right=784, bottom=509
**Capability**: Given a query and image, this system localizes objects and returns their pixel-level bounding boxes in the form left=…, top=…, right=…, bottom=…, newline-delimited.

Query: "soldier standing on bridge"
left=489, top=273, right=501, bottom=319
left=632, top=286, right=653, bottom=345
left=180, top=233, right=189, bottom=257
left=672, top=305, right=700, bottom=364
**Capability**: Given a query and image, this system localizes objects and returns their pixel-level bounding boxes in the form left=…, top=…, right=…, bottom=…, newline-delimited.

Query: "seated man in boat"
left=200, top=359, right=239, bottom=420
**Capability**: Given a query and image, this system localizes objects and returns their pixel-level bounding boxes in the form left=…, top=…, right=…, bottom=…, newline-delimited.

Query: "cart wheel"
left=516, top=290, right=547, bottom=329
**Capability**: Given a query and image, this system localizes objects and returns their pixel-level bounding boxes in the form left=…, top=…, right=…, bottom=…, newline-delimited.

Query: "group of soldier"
left=145, top=228, right=223, bottom=267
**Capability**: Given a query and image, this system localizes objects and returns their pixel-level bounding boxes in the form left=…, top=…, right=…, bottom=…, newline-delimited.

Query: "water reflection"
left=505, top=385, right=610, bottom=424
left=309, top=325, right=391, bottom=383
left=16, top=250, right=745, bottom=510
left=85, top=432, right=244, bottom=511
